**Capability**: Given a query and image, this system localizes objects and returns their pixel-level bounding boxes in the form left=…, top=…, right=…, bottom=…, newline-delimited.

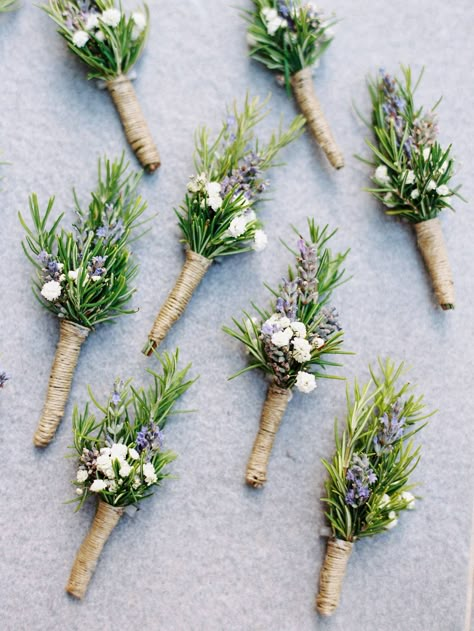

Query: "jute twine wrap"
left=245, top=384, right=291, bottom=488
left=34, top=320, right=89, bottom=448
left=290, top=67, right=344, bottom=170
left=107, top=74, right=161, bottom=172
left=144, top=249, right=212, bottom=355
left=414, top=218, right=455, bottom=309
left=316, top=538, right=353, bottom=616
left=66, top=499, right=124, bottom=599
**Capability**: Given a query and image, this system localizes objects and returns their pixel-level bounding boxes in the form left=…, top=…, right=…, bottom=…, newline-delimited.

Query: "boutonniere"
left=224, top=220, right=349, bottom=487
left=66, top=350, right=195, bottom=599
left=243, top=1, right=343, bottom=169
left=316, top=359, right=432, bottom=616
left=361, top=67, right=464, bottom=309
left=143, top=95, right=304, bottom=354
left=20, top=156, right=147, bottom=447
left=44, top=1, right=160, bottom=172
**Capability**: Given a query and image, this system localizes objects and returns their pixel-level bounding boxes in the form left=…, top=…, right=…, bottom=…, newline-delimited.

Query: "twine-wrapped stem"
left=414, top=218, right=455, bottom=309
left=245, top=384, right=291, bottom=488
left=107, top=74, right=160, bottom=172
left=34, top=320, right=89, bottom=448
left=143, top=249, right=212, bottom=355
left=316, top=538, right=353, bottom=616
left=290, top=67, right=344, bottom=170
left=66, top=499, right=124, bottom=600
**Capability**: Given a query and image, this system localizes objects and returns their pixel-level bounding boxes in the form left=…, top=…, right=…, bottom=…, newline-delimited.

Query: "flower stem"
left=316, top=538, right=353, bottom=616
left=245, top=384, right=291, bottom=488
left=291, top=67, right=344, bottom=170
left=66, top=499, right=123, bottom=600
left=414, top=218, right=455, bottom=309
left=34, top=320, right=89, bottom=448
left=143, top=250, right=212, bottom=355
left=107, top=75, right=160, bottom=173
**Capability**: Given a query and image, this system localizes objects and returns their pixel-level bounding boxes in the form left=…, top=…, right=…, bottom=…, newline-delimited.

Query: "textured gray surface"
left=0, top=1, right=473, bottom=630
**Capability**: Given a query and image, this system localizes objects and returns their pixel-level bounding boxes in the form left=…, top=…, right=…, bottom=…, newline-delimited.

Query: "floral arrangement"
left=143, top=95, right=304, bottom=355
left=362, top=67, right=463, bottom=309
left=243, top=1, right=343, bottom=169
left=20, top=155, right=147, bottom=447
left=0, top=0, right=18, bottom=12
left=224, top=220, right=349, bottom=487
left=44, top=1, right=160, bottom=171
left=316, top=359, right=432, bottom=616
left=66, top=349, right=195, bottom=599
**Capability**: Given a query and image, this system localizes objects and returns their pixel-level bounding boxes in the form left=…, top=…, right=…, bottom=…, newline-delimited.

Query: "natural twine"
left=245, top=384, right=291, bottom=488
left=66, top=499, right=124, bottom=600
left=291, top=67, right=344, bottom=170
left=414, top=218, right=455, bottom=309
left=144, top=249, right=212, bottom=355
left=107, top=74, right=161, bottom=172
left=34, top=320, right=89, bottom=448
left=316, top=538, right=353, bottom=616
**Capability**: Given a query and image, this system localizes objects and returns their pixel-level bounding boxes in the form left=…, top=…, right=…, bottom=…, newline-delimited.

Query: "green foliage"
left=242, top=0, right=335, bottom=90
left=20, top=155, right=147, bottom=328
left=223, top=219, right=349, bottom=389
left=43, top=1, right=149, bottom=80
left=176, top=94, right=304, bottom=259
left=0, top=0, right=18, bottom=12
left=360, top=66, right=464, bottom=222
left=321, top=359, right=433, bottom=542
left=71, top=349, right=196, bottom=509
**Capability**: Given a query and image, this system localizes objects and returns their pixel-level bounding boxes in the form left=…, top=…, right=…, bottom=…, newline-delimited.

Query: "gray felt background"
left=1, top=1, right=473, bottom=630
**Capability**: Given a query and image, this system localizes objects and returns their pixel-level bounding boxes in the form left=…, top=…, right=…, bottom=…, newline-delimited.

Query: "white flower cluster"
left=261, top=7, right=288, bottom=36
left=72, top=9, right=146, bottom=49
left=76, top=442, right=158, bottom=497
left=40, top=260, right=65, bottom=302
left=373, top=153, right=452, bottom=208
left=187, top=173, right=223, bottom=211
left=263, top=314, right=325, bottom=394
left=227, top=210, right=267, bottom=252
left=380, top=490, right=415, bottom=530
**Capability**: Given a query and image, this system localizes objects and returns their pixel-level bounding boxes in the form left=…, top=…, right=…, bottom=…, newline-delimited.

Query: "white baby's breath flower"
left=101, top=8, right=121, bottom=27
left=187, top=172, right=207, bottom=194
left=72, top=30, right=89, bottom=48
left=422, top=147, right=431, bottom=160
left=436, top=184, right=450, bottom=196
left=128, top=447, right=139, bottom=460
left=95, top=30, right=105, bottom=42
left=312, top=336, right=325, bottom=350
left=261, top=7, right=287, bottom=35
left=291, top=321, right=306, bottom=338
left=107, top=480, right=118, bottom=493
left=85, top=14, right=99, bottom=30
left=271, top=327, right=293, bottom=348
left=404, top=170, right=415, bottom=185
left=132, top=11, right=147, bottom=32
left=385, top=511, right=398, bottom=530
left=110, top=443, right=128, bottom=463
left=76, top=488, right=83, bottom=496
left=253, top=229, right=268, bottom=252
left=96, top=454, right=114, bottom=479
left=90, top=479, right=108, bottom=492
left=410, top=189, right=420, bottom=200
left=41, top=280, right=62, bottom=302
left=374, top=165, right=391, bottom=185
left=143, top=462, right=157, bottom=486
left=228, top=215, right=248, bottom=238
left=383, top=193, right=396, bottom=208
left=400, top=491, right=416, bottom=509
left=68, top=269, right=79, bottom=281
left=295, top=371, right=316, bottom=394
left=76, top=469, right=89, bottom=483
left=132, top=476, right=141, bottom=489
left=119, top=462, right=132, bottom=478
left=426, top=179, right=437, bottom=191
left=100, top=447, right=111, bottom=456
left=206, top=181, right=221, bottom=198
left=292, top=337, right=312, bottom=363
